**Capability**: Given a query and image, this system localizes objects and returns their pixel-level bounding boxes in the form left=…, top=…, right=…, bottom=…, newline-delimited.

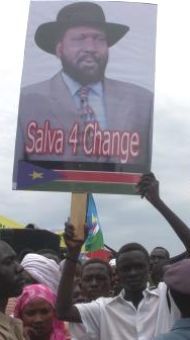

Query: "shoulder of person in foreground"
left=69, top=296, right=114, bottom=339
left=0, top=312, right=25, bottom=340
left=154, top=331, right=181, bottom=340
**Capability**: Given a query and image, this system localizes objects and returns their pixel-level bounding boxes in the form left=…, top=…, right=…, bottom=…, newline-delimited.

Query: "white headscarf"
left=21, top=253, right=61, bottom=294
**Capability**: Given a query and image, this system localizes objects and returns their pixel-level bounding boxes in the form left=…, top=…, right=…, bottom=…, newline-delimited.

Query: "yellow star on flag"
left=29, top=171, right=44, bottom=180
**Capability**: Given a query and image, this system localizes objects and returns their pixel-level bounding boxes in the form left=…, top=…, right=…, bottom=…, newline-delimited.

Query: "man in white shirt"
left=56, top=173, right=190, bottom=339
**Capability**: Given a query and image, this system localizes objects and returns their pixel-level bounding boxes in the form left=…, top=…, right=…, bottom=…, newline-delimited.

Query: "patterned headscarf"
left=14, top=284, right=65, bottom=340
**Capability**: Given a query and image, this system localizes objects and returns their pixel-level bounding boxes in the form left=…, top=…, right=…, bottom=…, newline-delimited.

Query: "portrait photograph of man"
left=13, top=1, right=157, bottom=191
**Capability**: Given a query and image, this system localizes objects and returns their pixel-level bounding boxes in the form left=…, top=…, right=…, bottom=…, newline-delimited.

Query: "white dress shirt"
left=71, top=283, right=180, bottom=340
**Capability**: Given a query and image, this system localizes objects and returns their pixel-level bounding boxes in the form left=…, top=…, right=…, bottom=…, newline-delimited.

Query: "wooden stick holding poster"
left=70, top=193, right=88, bottom=240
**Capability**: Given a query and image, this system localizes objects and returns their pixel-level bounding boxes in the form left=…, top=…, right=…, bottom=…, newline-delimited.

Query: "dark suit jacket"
left=13, top=72, right=153, bottom=182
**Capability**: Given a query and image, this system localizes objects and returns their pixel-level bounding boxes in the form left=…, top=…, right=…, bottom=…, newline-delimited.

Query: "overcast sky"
left=0, top=0, right=190, bottom=255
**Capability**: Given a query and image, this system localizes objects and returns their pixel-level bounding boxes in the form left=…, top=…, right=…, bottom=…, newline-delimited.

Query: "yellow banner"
left=0, top=215, right=24, bottom=229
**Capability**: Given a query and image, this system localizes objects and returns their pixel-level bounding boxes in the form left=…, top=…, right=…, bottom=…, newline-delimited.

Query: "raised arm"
left=137, top=173, right=190, bottom=253
left=56, top=223, right=85, bottom=322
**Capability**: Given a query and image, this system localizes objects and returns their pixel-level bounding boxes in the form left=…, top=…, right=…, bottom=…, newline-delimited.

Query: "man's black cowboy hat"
left=35, top=2, right=129, bottom=55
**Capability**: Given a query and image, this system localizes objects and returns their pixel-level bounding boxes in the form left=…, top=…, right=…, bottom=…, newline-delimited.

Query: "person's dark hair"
left=152, top=246, right=170, bottom=259
left=37, top=248, right=59, bottom=257
left=82, top=258, right=112, bottom=278
left=116, top=243, right=150, bottom=263
left=170, top=289, right=190, bottom=317
left=18, top=248, right=34, bottom=262
left=25, top=223, right=36, bottom=229
left=37, top=248, right=60, bottom=263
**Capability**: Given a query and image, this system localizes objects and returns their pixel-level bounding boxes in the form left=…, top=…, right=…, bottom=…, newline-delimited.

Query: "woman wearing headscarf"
left=14, top=284, right=66, bottom=340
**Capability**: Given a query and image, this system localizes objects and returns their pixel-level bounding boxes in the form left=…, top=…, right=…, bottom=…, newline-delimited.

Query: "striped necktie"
left=78, top=86, right=102, bottom=156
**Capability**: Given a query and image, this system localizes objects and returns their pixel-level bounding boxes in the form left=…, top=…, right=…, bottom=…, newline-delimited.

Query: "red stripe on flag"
left=55, top=170, right=141, bottom=184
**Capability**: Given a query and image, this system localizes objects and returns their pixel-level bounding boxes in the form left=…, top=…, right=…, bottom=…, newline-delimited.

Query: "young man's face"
left=150, top=248, right=169, bottom=270
left=0, top=242, right=24, bottom=298
left=81, top=262, right=111, bottom=301
left=116, top=250, right=149, bottom=293
left=56, top=26, right=109, bottom=85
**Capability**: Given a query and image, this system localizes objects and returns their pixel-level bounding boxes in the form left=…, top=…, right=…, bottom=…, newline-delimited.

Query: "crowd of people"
left=6, top=1, right=188, bottom=338
left=0, top=173, right=190, bottom=339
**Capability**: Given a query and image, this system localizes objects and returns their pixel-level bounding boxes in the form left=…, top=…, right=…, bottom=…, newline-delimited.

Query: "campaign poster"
left=13, top=1, right=157, bottom=194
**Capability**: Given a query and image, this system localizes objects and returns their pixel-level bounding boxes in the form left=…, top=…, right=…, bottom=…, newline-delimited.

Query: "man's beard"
left=60, top=53, right=108, bottom=85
